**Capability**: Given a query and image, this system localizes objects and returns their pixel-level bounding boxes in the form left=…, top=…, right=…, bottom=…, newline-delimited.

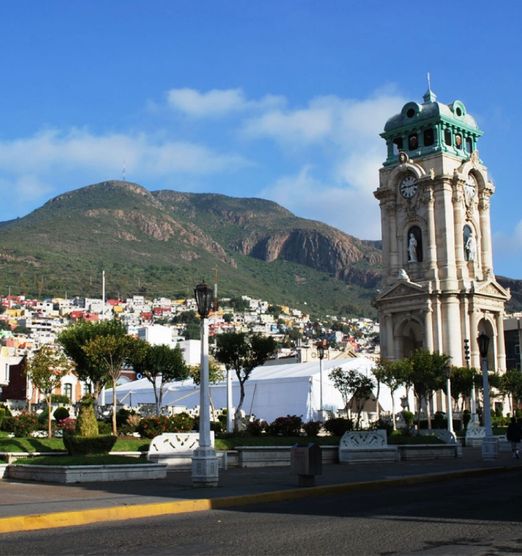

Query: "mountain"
left=0, top=180, right=520, bottom=317
left=0, top=181, right=383, bottom=317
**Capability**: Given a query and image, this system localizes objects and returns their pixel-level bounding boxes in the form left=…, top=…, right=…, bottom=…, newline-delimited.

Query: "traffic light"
left=463, top=338, right=470, bottom=362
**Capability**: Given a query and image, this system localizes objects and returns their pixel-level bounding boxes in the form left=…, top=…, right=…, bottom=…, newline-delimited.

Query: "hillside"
left=0, top=180, right=520, bottom=317
left=0, top=181, right=382, bottom=317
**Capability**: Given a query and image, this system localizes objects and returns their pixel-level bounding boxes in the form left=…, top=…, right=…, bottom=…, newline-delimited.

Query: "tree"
left=188, top=356, right=224, bottom=385
left=373, top=358, right=408, bottom=430
left=130, top=341, right=188, bottom=416
left=215, top=332, right=276, bottom=431
left=83, top=332, right=137, bottom=435
left=449, top=366, right=480, bottom=411
left=408, top=350, right=450, bottom=429
left=26, top=345, right=73, bottom=438
left=329, top=367, right=375, bottom=429
left=58, top=319, right=128, bottom=398
left=499, top=369, right=522, bottom=414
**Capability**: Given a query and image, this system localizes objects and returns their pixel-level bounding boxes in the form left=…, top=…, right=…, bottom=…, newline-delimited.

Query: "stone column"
left=479, top=192, right=493, bottom=277
left=442, top=295, right=462, bottom=364
left=426, top=188, right=438, bottom=282
left=434, top=180, right=457, bottom=290
left=496, top=312, right=506, bottom=372
left=389, top=206, right=399, bottom=278
left=470, top=309, right=480, bottom=369
left=453, top=188, right=467, bottom=282
left=433, top=295, right=443, bottom=353
left=424, top=303, right=434, bottom=352
left=385, top=313, right=394, bottom=360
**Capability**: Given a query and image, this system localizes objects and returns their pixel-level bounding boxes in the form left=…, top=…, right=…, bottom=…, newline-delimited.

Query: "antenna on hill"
left=122, top=160, right=127, bottom=182
left=102, top=270, right=106, bottom=320
left=213, top=266, right=219, bottom=312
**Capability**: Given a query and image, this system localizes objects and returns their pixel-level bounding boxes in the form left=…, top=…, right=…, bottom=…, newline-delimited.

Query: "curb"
left=0, top=465, right=519, bottom=535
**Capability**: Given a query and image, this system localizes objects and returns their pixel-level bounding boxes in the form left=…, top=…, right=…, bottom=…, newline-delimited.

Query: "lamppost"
left=192, top=282, right=219, bottom=487
left=316, top=339, right=329, bottom=422
left=444, top=364, right=455, bottom=440
left=477, top=333, right=498, bottom=460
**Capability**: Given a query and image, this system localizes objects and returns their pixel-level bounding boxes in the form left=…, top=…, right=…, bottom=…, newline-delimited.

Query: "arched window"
left=444, top=128, right=452, bottom=146
left=423, top=128, right=434, bottom=147
left=63, top=383, right=73, bottom=401
left=463, top=225, right=476, bottom=262
left=408, top=134, right=418, bottom=150
left=407, top=226, right=423, bottom=263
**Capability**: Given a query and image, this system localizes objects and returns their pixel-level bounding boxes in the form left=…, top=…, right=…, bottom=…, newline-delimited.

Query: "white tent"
left=103, top=357, right=379, bottom=423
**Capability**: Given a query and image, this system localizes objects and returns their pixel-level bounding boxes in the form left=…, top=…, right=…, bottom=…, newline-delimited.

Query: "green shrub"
left=1, top=415, right=15, bottom=433
left=324, top=417, right=353, bottom=437
left=371, top=417, right=393, bottom=435
left=76, top=396, right=99, bottom=437
left=401, top=410, right=415, bottom=429
left=37, top=409, right=49, bottom=426
left=433, top=411, right=446, bottom=429
left=63, top=434, right=116, bottom=456
left=51, top=394, right=70, bottom=404
left=53, top=406, right=70, bottom=422
left=302, top=421, right=322, bottom=437
left=137, top=416, right=170, bottom=439
left=97, top=420, right=112, bottom=435
left=169, top=412, right=194, bottom=432
left=246, top=418, right=269, bottom=436
left=269, top=415, right=302, bottom=436
left=11, top=412, right=40, bottom=437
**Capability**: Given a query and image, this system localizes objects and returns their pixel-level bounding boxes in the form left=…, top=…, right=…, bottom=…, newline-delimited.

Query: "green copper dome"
left=381, top=89, right=483, bottom=166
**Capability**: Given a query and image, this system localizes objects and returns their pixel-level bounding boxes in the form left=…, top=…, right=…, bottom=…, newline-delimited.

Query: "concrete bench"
left=146, top=432, right=227, bottom=470
left=234, top=446, right=338, bottom=468
left=339, top=430, right=399, bottom=464
left=398, top=444, right=462, bottom=460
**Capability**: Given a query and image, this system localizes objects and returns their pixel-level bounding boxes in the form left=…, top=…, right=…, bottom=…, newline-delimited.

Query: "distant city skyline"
left=0, top=1, right=521, bottom=278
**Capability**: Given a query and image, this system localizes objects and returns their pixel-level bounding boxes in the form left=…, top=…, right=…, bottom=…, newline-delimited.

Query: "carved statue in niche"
left=408, top=233, right=418, bottom=262
left=464, top=225, right=476, bottom=262
left=407, top=225, right=423, bottom=263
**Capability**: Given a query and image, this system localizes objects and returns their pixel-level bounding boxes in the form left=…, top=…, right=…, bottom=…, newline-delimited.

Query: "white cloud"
left=259, top=167, right=381, bottom=240
left=253, top=91, right=406, bottom=239
left=242, top=107, right=333, bottom=144
left=0, top=129, right=248, bottom=178
left=166, top=87, right=284, bottom=118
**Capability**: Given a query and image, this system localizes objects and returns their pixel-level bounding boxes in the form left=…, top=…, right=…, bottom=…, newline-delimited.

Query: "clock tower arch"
left=374, top=88, right=509, bottom=369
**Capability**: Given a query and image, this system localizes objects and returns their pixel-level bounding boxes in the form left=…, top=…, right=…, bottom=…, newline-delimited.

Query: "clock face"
left=400, top=175, right=418, bottom=199
left=465, top=173, right=477, bottom=200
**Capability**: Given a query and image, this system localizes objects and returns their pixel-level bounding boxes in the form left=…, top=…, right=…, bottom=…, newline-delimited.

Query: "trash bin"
left=291, top=443, right=322, bottom=487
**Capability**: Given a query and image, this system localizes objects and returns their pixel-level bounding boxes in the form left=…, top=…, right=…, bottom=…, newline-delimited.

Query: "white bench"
left=339, top=430, right=399, bottom=464
left=147, top=432, right=227, bottom=469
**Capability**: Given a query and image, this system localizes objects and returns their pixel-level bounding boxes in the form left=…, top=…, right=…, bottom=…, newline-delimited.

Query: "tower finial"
left=423, top=72, right=437, bottom=103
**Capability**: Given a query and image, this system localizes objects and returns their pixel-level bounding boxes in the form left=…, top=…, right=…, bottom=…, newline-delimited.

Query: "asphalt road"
left=1, top=471, right=521, bottom=556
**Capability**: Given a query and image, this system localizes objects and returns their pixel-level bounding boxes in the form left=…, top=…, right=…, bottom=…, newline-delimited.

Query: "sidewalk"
left=0, top=447, right=521, bottom=534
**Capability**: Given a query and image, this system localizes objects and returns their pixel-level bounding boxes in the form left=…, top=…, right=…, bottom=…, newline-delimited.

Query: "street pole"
left=316, top=340, right=328, bottom=422
left=464, top=338, right=478, bottom=424
left=192, top=283, right=219, bottom=487
left=445, top=370, right=455, bottom=439
left=478, top=333, right=498, bottom=460
left=226, top=368, right=233, bottom=433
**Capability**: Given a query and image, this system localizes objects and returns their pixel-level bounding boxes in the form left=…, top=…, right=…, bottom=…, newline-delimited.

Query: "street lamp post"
left=316, top=340, right=328, bottom=422
left=192, top=282, right=219, bottom=487
left=444, top=364, right=455, bottom=440
left=477, top=333, right=498, bottom=460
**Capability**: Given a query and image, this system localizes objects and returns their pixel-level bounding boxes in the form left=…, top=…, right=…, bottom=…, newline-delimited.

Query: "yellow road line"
left=0, top=465, right=518, bottom=534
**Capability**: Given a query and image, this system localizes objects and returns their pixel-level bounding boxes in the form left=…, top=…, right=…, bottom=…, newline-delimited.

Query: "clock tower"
left=374, top=88, right=510, bottom=371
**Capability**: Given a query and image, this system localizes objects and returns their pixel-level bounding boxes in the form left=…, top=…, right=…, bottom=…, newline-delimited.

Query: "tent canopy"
left=103, top=357, right=380, bottom=423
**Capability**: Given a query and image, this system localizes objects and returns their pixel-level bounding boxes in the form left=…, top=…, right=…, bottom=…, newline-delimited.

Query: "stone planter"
left=7, top=463, right=167, bottom=484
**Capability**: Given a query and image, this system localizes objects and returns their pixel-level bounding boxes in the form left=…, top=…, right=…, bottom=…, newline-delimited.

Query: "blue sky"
left=1, top=1, right=521, bottom=278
